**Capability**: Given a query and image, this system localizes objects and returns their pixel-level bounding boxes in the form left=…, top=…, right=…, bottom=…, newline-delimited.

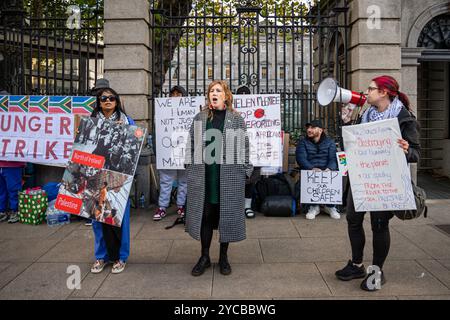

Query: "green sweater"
left=205, top=110, right=226, bottom=204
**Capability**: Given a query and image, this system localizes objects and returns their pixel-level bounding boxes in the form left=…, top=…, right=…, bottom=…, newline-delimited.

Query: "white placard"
left=0, top=113, right=74, bottom=165
left=233, top=94, right=282, bottom=167
left=342, top=118, right=416, bottom=212
left=300, top=170, right=343, bottom=204
left=155, top=96, right=204, bottom=169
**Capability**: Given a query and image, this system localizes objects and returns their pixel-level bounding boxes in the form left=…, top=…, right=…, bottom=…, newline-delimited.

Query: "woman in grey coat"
left=185, top=80, right=253, bottom=276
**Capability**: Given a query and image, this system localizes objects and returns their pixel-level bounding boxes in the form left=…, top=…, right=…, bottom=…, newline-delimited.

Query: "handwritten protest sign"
left=0, top=113, right=74, bottom=165
left=342, top=118, right=416, bottom=212
left=55, top=117, right=146, bottom=227
left=233, top=94, right=282, bottom=167
left=336, top=152, right=348, bottom=176
left=300, top=170, right=343, bottom=204
left=155, top=96, right=204, bottom=169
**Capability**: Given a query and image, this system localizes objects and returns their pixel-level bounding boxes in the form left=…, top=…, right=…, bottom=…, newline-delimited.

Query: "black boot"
left=191, top=256, right=211, bottom=276
left=219, top=243, right=231, bottom=275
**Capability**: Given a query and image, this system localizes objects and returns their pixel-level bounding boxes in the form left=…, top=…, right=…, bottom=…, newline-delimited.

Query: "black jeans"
left=200, top=202, right=228, bottom=258
left=346, top=185, right=394, bottom=269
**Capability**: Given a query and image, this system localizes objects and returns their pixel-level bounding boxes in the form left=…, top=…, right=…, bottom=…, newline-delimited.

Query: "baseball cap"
left=305, top=119, right=323, bottom=129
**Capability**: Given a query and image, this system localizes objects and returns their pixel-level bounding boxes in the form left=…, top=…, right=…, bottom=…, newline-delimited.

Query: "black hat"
left=93, top=78, right=110, bottom=90
left=0, top=89, right=10, bottom=95
left=170, top=85, right=187, bottom=97
left=236, top=85, right=251, bottom=95
left=305, top=119, right=323, bottom=129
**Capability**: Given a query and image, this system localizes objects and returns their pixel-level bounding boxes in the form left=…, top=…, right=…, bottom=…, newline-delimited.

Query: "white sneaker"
left=305, top=206, right=320, bottom=220
left=323, top=206, right=341, bottom=220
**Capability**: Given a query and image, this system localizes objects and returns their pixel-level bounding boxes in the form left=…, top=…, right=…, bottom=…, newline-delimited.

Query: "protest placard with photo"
left=233, top=94, right=282, bottom=167
left=342, top=118, right=416, bottom=212
left=155, top=96, right=204, bottom=169
left=300, top=170, right=343, bottom=205
left=55, top=117, right=146, bottom=226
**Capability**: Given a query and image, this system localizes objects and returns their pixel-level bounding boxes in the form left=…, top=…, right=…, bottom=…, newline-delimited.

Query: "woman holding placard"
left=89, top=87, right=134, bottom=275
left=185, top=80, right=253, bottom=276
left=336, top=75, right=420, bottom=291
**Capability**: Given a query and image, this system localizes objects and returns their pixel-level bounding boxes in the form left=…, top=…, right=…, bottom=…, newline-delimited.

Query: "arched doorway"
left=416, top=13, right=450, bottom=176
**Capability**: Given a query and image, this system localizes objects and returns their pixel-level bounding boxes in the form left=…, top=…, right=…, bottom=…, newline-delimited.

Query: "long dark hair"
left=91, top=87, right=127, bottom=117
left=372, top=75, right=411, bottom=111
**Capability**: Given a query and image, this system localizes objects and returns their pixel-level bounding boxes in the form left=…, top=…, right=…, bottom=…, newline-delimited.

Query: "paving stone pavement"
left=1, top=202, right=450, bottom=300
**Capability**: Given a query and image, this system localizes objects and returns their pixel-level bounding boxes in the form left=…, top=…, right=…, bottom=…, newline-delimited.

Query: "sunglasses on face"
left=100, top=95, right=117, bottom=102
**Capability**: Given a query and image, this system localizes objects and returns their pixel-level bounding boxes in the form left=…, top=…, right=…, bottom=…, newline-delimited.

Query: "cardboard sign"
left=342, top=118, right=416, bottom=212
left=234, top=94, right=282, bottom=167
left=55, top=117, right=146, bottom=226
left=155, top=96, right=204, bottom=169
left=300, top=170, right=343, bottom=204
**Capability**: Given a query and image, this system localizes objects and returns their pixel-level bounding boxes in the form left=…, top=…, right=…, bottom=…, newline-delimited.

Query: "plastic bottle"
left=139, top=193, right=145, bottom=208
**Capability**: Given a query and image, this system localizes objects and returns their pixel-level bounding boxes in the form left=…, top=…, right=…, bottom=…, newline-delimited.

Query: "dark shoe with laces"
left=191, top=256, right=211, bottom=276
left=360, top=269, right=386, bottom=292
left=335, top=260, right=366, bottom=281
left=218, top=256, right=232, bottom=275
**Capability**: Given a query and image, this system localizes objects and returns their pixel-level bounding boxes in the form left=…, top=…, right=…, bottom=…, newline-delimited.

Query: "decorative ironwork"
left=418, top=14, right=450, bottom=49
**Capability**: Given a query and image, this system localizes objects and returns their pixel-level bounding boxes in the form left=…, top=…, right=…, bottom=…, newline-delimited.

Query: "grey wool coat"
left=185, top=109, right=253, bottom=243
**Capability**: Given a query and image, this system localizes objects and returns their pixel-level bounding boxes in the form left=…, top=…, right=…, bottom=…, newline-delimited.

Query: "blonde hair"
left=204, top=80, right=234, bottom=118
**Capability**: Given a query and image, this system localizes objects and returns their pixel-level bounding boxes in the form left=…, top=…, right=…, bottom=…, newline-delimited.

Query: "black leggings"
left=346, top=185, right=393, bottom=269
left=200, top=202, right=228, bottom=258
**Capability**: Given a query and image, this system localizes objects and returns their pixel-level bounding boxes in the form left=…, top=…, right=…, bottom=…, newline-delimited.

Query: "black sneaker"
left=335, top=260, right=366, bottom=281
left=191, top=256, right=211, bottom=276
left=360, top=269, right=386, bottom=292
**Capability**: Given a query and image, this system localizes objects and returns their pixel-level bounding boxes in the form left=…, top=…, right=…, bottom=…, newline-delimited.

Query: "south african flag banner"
left=0, top=95, right=8, bottom=112
left=29, top=96, right=49, bottom=113
left=72, top=96, right=96, bottom=115
left=49, top=96, right=72, bottom=113
left=8, top=96, right=29, bottom=112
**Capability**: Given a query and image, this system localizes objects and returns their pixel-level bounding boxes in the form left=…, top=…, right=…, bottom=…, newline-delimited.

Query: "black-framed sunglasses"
left=100, top=95, right=117, bottom=102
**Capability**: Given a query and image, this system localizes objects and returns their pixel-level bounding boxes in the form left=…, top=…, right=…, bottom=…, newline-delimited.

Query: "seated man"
left=296, top=120, right=340, bottom=220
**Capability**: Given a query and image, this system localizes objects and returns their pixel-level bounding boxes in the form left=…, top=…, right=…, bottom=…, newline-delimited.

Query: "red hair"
left=372, top=75, right=410, bottom=110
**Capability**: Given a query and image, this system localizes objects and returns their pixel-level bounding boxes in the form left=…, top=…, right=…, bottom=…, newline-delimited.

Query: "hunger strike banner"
left=155, top=96, right=204, bottom=169
left=0, top=112, right=74, bottom=165
left=342, top=118, right=416, bottom=212
left=55, top=117, right=146, bottom=227
left=300, top=170, right=343, bottom=205
left=233, top=94, right=282, bottom=167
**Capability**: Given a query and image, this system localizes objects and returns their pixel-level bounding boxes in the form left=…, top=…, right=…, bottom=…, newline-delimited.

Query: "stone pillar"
left=348, top=0, right=402, bottom=91
left=104, top=0, right=153, bottom=207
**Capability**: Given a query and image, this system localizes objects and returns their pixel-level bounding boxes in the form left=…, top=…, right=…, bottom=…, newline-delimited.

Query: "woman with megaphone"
left=334, top=75, right=420, bottom=291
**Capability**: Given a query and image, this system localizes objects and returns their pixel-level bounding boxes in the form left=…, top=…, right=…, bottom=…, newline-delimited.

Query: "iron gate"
left=150, top=0, right=350, bottom=138
left=0, top=0, right=104, bottom=96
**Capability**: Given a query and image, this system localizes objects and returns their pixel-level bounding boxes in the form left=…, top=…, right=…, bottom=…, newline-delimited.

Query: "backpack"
left=254, top=173, right=295, bottom=211
left=394, top=183, right=428, bottom=220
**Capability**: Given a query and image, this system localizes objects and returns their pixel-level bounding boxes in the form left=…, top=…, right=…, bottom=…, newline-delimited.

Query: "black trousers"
left=200, top=201, right=228, bottom=257
left=346, top=185, right=394, bottom=269
left=102, top=223, right=122, bottom=262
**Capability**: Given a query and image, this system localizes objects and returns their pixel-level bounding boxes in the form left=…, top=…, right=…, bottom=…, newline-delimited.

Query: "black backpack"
left=254, top=173, right=295, bottom=211
left=394, top=183, right=428, bottom=220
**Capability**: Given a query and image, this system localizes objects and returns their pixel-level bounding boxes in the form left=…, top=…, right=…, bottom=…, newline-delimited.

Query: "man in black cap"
left=296, top=119, right=340, bottom=220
